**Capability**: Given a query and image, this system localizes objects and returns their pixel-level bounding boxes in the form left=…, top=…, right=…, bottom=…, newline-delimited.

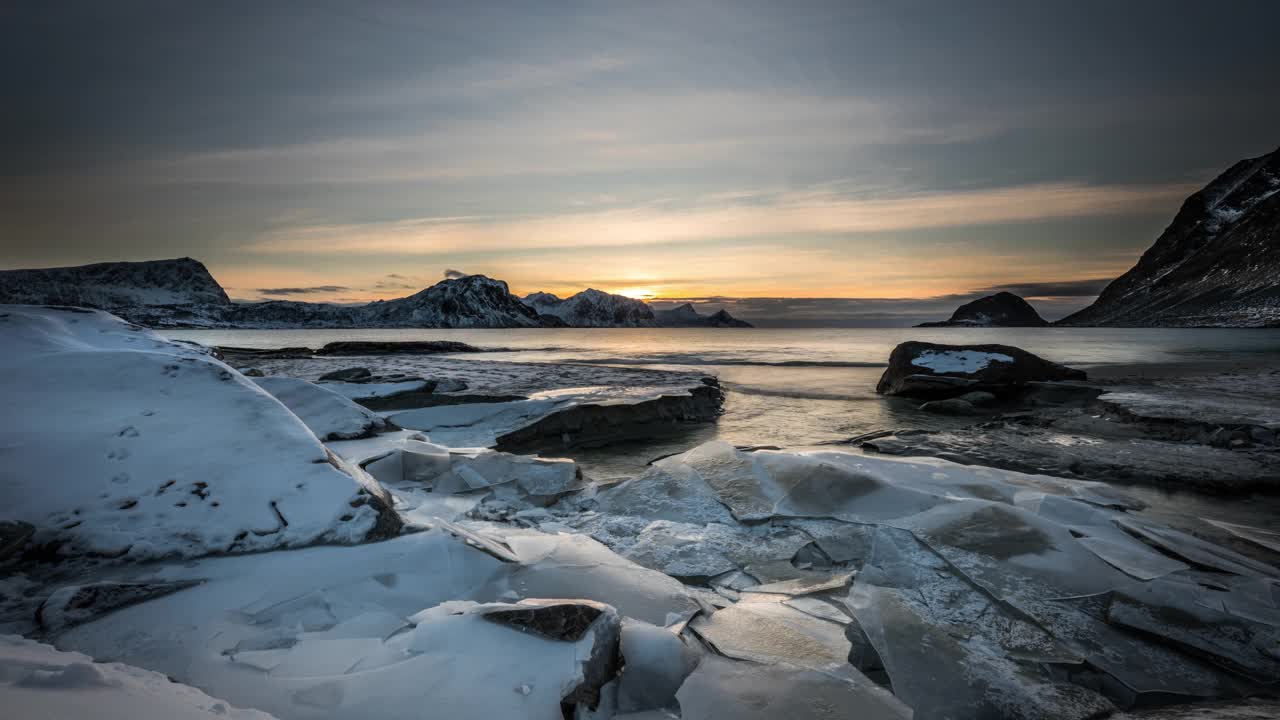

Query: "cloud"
left=965, top=278, right=1113, bottom=298
left=443, top=268, right=469, bottom=279
left=247, top=182, right=1193, bottom=257
left=256, top=285, right=351, bottom=295
left=140, top=91, right=988, bottom=187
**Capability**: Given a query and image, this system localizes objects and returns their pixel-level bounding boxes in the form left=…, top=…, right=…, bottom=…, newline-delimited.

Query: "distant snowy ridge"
left=524, top=292, right=754, bottom=328
left=1060, top=145, right=1280, bottom=327
left=522, top=288, right=658, bottom=327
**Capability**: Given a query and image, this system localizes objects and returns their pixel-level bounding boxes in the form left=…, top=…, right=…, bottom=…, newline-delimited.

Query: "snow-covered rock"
left=0, top=635, right=278, bottom=720
left=252, top=376, right=386, bottom=440
left=0, top=305, right=399, bottom=560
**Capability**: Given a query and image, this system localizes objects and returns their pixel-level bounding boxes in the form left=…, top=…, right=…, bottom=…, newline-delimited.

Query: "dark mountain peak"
left=917, top=292, right=1048, bottom=327
left=1060, top=146, right=1280, bottom=327
left=0, top=257, right=231, bottom=309
left=654, top=303, right=753, bottom=327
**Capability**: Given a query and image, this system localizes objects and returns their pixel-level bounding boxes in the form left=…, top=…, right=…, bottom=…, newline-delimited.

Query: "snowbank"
left=0, top=305, right=398, bottom=560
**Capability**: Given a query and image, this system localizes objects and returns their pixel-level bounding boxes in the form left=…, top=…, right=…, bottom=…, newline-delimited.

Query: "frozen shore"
left=3, top=306, right=1279, bottom=720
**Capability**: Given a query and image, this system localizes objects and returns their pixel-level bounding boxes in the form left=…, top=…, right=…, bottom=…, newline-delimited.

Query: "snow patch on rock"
left=911, top=349, right=1014, bottom=373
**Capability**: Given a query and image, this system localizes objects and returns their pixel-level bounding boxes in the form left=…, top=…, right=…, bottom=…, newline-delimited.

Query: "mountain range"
left=3, top=145, right=1276, bottom=329
left=0, top=260, right=752, bottom=329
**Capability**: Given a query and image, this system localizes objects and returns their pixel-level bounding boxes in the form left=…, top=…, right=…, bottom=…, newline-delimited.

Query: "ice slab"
left=676, top=655, right=910, bottom=720
left=254, top=376, right=386, bottom=440
left=0, top=634, right=278, bottom=720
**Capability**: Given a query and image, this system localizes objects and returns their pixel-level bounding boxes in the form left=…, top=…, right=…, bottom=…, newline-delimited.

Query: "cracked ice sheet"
left=689, top=601, right=853, bottom=672
left=478, top=529, right=700, bottom=627
left=676, top=654, right=910, bottom=720
left=1107, top=579, right=1280, bottom=683
left=0, top=305, right=388, bottom=560
left=846, top=582, right=1114, bottom=720
left=569, top=515, right=813, bottom=581
left=669, top=441, right=1142, bottom=527
left=897, top=499, right=1134, bottom=602
left=1204, top=518, right=1280, bottom=555
left=52, top=526, right=696, bottom=719
left=1115, top=518, right=1280, bottom=578
left=0, top=635, right=278, bottom=720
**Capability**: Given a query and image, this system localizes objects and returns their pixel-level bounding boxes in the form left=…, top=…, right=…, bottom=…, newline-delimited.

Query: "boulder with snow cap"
left=876, top=341, right=1086, bottom=399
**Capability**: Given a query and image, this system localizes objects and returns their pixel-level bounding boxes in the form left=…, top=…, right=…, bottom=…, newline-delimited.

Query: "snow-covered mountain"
left=0, top=258, right=757, bottom=329
left=653, top=302, right=753, bottom=327
left=1060, top=146, right=1280, bottom=327
left=349, top=275, right=544, bottom=328
left=916, top=292, right=1048, bottom=327
left=522, top=289, right=658, bottom=327
left=0, top=263, right=550, bottom=329
left=0, top=257, right=230, bottom=313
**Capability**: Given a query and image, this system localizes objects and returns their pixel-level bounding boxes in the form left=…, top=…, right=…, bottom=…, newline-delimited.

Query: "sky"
left=3, top=0, right=1279, bottom=324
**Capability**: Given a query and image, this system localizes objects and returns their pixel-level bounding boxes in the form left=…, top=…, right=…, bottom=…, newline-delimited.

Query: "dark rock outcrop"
left=1060, top=146, right=1280, bottom=327
left=495, top=380, right=724, bottom=452
left=0, top=520, right=34, bottom=563
left=314, top=340, right=484, bottom=355
left=876, top=341, right=1086, bottom=399
left=318, top=367, right=373, bottom=382
left=917, top=292, right=1048, bottom=327
left=0, top=257, right=230, bottom=309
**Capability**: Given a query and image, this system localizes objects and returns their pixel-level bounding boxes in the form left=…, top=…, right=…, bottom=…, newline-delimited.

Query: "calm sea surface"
left=166, top=326, right=1280, bottom=479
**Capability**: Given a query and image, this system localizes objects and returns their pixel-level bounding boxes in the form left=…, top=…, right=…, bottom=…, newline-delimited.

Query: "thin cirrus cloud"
left=139, top=91, right=986, bottom=187
left=246, top=181, right=1195, bottom=257
left=255, top=285, right=351, bottom=296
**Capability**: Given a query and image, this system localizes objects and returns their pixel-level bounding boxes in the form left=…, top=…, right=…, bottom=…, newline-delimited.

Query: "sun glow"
left=613, top=286, right=657, bottom=300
